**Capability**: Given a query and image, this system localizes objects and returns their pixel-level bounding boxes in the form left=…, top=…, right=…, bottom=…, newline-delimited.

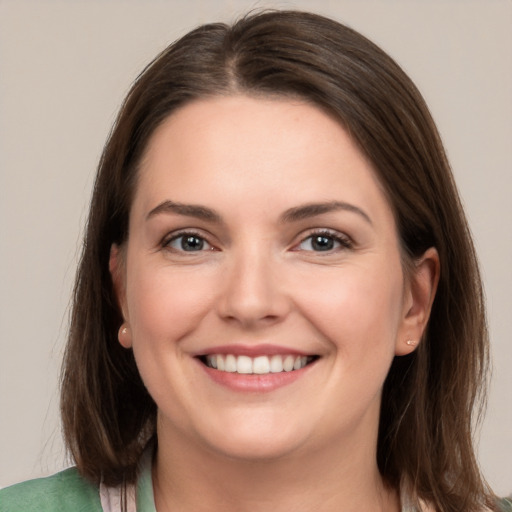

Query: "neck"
left=152, top=420, right=400, bottom=512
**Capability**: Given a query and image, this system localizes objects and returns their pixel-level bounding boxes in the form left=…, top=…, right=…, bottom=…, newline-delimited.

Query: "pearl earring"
left=119, top=324, right=129, bottom=339
left=117, top=324, right=132, bottom=349
left=406, top=339, right=417, bottom=346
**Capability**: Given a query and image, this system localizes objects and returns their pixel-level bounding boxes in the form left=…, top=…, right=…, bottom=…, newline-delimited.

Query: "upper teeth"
left=205, top=354, right=312, bottom=374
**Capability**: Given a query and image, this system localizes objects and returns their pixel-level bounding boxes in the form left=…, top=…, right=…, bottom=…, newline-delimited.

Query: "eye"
left=165, top=232, right=213, bottom=252
left=296, top=231, right=351, bottom=252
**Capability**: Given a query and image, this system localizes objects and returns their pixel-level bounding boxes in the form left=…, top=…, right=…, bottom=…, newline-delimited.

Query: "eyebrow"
left=146, top=199, right=372, bottom=225
left=280, top=201, right=373, bottom=225
left=146, top=200, right=224, bottom=224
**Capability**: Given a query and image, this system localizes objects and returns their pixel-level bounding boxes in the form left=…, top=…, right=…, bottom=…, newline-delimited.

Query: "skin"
left=111, top=95, right=439, bottom=512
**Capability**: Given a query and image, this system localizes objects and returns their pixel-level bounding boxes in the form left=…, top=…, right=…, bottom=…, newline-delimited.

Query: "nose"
left=216, top=247, right=291, bottom=328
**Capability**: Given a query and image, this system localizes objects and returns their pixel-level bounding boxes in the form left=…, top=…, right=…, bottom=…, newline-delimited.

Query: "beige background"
left=0, top=0, right=511, bottom=494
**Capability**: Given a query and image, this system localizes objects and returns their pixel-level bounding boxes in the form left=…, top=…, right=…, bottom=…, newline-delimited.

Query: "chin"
left=207, top=437, right=302, bottom=462
left=196, top=417, right=308, bottom=462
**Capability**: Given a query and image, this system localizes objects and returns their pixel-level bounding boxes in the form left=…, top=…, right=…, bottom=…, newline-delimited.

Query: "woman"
left=1, top=10, right=509, bottom=512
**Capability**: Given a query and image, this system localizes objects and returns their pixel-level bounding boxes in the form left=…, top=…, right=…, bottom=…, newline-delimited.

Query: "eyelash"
left=295, top=229, right=353, bottom=253
left=161, top=228, right=352, bottom=255
left=162, top=230, right=214, bottom=253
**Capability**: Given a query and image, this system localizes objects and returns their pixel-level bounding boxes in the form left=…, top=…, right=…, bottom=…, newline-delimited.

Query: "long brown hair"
left=61, top=10, right=494, bottom=511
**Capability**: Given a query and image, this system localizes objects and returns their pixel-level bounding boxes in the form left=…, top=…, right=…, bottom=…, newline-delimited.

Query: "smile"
left=200, top=354, right=317, bottom=375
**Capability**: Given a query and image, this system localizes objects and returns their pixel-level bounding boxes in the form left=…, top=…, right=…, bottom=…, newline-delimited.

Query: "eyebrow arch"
left=280, top=201, right=373, bottom=225
left=146, top=200, right=224, bottom=224
left=147, top=200, right=372, bottom=226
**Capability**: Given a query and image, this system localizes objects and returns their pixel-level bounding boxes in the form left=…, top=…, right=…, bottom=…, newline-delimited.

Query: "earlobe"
left=396, top=247, right=440, bottom=356
left=118, top=323, right=132, bottom=349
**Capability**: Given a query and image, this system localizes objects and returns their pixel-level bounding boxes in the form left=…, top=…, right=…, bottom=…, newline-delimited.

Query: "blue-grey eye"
left=167, top=234, right=210, bottom=252
left=298, top=233, right=344, bottom=252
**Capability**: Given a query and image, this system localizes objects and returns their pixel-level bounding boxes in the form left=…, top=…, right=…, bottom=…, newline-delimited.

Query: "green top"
left=1, top=460, right=510, bottom=512
left=0, top=467, right=103, bottom=511
left=0, top=454, right=156, bottom=512
left=499, top=499, right=512, bottom=512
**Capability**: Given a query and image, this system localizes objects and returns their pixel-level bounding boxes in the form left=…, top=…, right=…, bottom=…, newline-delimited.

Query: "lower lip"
left=197, top=359, right=316, bottom=392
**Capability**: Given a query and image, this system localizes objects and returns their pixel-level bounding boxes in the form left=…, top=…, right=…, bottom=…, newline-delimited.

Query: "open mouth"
left=197, top=354, right=318, bottom=375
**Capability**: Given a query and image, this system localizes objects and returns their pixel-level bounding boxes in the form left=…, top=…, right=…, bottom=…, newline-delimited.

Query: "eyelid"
left=292, top=228, right=353, bottom=252
left=159, top=227, right=352, bottom=253
left=161, top=229, right=216, bottom=252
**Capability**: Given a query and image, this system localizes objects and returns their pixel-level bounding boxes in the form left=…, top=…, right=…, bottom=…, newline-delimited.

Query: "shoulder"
left=497, top=497, right=512, bottom=511
left=0, top=467, right=102, bottom=512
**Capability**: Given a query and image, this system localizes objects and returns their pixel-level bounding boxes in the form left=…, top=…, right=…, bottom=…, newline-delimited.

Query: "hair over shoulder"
left=61, top=10, right=495, bottom=511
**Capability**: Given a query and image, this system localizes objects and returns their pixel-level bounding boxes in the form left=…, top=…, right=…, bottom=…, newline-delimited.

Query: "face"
left=112, top=95, right=429, bottom=462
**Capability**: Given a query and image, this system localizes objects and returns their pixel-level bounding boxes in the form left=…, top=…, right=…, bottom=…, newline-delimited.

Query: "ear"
left=395, top=247, right=440, bottom=356
left=109, top=244, right=132, bottom=348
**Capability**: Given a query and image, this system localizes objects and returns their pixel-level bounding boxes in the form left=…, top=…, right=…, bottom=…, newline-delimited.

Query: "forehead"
left=133, top=95, right=392, bottom=223
left=141, top=95, right=352, bottom=168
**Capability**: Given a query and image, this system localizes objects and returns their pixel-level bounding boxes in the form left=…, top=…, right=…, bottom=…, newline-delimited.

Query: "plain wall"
left=0, top=0, right=511, bottom=493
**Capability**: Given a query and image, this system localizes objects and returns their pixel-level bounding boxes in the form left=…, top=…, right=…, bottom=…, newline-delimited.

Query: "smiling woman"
left=0, top=9, right=509, bottom=512
left=111, top=96, right=430, bottom=474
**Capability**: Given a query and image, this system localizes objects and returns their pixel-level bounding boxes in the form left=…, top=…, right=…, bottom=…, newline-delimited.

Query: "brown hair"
left=61, top=10, right=494, bottom=511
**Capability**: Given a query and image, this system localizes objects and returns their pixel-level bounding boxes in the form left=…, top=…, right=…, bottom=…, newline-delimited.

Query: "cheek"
left=125, top=263, right=217, bottom=343
left=294, top=261, right=405, bottom=357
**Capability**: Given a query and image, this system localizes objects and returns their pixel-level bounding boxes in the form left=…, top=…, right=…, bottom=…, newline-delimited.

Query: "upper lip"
left=194, top=344, right=315, bottom=357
